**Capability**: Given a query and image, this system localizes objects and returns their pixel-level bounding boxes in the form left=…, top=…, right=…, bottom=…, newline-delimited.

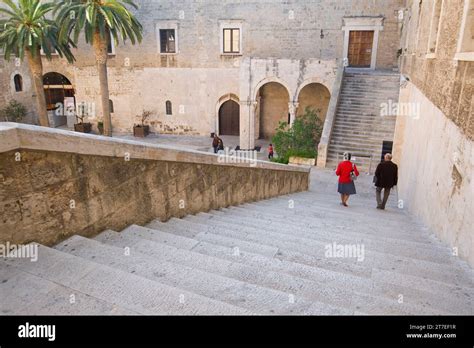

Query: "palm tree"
left=55, top=0, right=142, bottom=136
left=0, top=0, right=76, bottom=127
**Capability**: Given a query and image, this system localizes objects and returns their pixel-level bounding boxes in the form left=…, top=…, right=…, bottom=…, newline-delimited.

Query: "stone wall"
left=393, top=0, right=474, bottom=267
left=393, top=82, right=473, bottom=267
left=399, top=0, right=473, bottom=141
left=0, top=123, right=309, bottom=247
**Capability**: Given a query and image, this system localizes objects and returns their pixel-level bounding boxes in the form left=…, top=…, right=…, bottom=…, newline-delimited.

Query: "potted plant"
left=97, top=121, right=104, bottom=135
left=0, top=100, right=27, bottom=123
left=133, top=109, right=152, bottom=137
left=74, top=113, right=92, bottom=133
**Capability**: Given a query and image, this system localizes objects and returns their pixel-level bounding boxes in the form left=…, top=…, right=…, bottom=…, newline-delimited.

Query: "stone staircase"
left=1, top=169, right=473, bottom=315
left=327, top=70, right=400, bottom=172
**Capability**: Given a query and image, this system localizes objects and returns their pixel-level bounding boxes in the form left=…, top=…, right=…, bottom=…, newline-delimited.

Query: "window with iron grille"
left=223, top=28, right=240, bottom=54
left=160, top=29, right=176, bottom=53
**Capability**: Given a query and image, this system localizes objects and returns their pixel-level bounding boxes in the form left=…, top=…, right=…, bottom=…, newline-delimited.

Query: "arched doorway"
left=296, top=83, right=331, bottom=121
left=256, top=82, right=290, bottom=139
left=219, top=99, right=240, bottom=135
left=43, top=72, right=75, bottom=127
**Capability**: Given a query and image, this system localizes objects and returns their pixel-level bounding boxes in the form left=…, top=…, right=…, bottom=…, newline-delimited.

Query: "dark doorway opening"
left=219, top=100, right=240, bottom=136
left=381, top=141, right=393, bottom=161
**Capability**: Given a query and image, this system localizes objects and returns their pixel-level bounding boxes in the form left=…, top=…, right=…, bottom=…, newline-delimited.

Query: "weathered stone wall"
left=0, top=123, right=309, bottom=247
left=399, top=0, right=473, bottom=141
left=0, top=58, right=38, bottom=124
left=393, top=82, right=473, bottom=267
left=0, top=148, right=308, bottom=247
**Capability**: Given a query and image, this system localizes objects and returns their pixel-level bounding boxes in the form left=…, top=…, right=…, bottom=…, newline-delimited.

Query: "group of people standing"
left=336, top=152, right=398, bottom=209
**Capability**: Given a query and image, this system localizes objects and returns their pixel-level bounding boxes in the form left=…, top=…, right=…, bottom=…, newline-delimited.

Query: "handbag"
left=350, top=163, right=357, bottom=181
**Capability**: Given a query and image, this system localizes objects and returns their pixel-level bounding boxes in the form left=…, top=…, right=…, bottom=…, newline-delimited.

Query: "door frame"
left=342, top=17, right=384, bottom=70
left=215, top=93, right=240, bottom=135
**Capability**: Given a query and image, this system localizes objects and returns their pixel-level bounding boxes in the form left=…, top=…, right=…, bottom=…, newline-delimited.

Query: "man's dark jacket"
left=374, top=161, right=398, bottom=188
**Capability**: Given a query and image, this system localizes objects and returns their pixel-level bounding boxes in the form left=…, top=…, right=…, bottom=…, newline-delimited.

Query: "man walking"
left=374, top=153, right=398, bottom=210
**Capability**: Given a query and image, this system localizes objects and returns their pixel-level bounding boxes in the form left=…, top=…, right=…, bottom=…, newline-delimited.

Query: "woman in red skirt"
left=335, top=152, right=359, bottom=206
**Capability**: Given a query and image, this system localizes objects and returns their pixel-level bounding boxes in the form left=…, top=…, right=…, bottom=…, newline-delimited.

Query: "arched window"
left=166, top=100, right=172, bottom=115
left=109, top=99, right=114, bottom=113
left=14, top=74, right=23, bottom=92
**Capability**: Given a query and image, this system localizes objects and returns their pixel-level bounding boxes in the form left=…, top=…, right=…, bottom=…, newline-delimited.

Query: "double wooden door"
left=348, top=31, right=374, bottom=67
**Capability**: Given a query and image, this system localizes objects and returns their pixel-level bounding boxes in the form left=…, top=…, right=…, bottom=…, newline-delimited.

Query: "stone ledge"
left=0, top=123, right=309, bottom=173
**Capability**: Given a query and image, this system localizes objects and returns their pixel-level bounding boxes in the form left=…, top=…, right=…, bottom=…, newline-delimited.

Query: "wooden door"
left=348, top=31, right=374, bottom=67
left=219, top=100, right=240, bottom=135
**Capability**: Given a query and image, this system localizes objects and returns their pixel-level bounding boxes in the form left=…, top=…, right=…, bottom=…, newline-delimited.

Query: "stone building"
left=0, top=0, right=403, bottom=149
left=393, top=0, right=474, bottom=267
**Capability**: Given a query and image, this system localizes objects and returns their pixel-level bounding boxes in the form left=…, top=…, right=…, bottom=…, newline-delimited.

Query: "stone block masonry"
left=0, top=123, right=309, bottom=247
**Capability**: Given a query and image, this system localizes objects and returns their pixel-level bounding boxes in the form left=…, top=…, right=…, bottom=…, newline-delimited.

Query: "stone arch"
left=253, top=77, right=292, bottom=101
left=296, top=81, right=331, bottom=121
left=256, top=81, right=291, bottom=139
left=295, top=78, right=331, bottom=101
left=216, top=93, right=240, bottom=136
left=42, top=72, right=75, bottom=125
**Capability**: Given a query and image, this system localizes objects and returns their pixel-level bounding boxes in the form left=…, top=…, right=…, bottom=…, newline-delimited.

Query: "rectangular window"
left=160, top=29, right=176, bottom=53
left=223, top=28, right=240, bottom=54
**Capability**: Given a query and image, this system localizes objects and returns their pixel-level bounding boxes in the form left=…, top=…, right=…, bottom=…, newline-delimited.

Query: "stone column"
left=239, top=99, right=257, bottom=150
left=288, top=102, right=299, bottom=126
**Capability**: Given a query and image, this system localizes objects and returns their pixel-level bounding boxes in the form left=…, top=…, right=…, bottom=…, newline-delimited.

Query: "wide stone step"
left=93, top=230, right=443, bottom=314
left=335, top=114, right=394, bottom=121
left=55, top=235, right=344, bottom=315
left=331, top=129, right=395, bottom=138
left=329, top=137, right=391, bottom=144
left=184, top=211, right=458, bottom=269
left=121, top=224, right=279, bottom=257
left=143, top=221, right=377, bottom=283
left=333, top=121, right=396, bottom=129
left=0, top=262, right=137, bottom=315
left=163, top=217, right=473, bottom=313
left=329, top=141, right=389, bottom=149
left=338, top=95, right=398, bottom=102
left=2, top=244, right=251, bottom=315
left=215, top=205, right=448, bottom=251
left=166, top=213, right=465, bottom=288
left=196, top=207, right=474, bottom=288
left=240, top=194, right=424, bottom=230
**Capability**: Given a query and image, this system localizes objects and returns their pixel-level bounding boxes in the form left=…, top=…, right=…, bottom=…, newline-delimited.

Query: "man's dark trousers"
left=376, top=187, right=391, bottom=209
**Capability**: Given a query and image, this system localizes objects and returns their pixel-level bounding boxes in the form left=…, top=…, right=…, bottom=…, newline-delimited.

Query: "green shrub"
left=271, top=107, right=323, bottom=164
left=0, top=100, right=27, bottom=122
